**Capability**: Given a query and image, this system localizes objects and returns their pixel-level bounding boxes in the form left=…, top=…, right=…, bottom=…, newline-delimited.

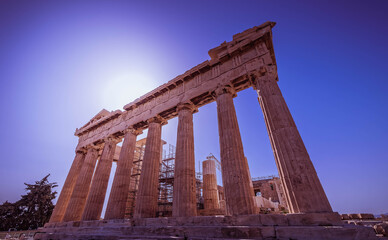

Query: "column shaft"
left=62, top=147, right=99, bottom=222
left=172, top=104, right=197, bottom=217
left=105, top=129, right=139, bottom=220
left=82, top=138, right=117, bottom=221
left=203, top=159, right=220, bottom=210
left=49, top=151, right=85, bottom=223
left=255, top=70, right=332, bottom=213
left=216, top=86, right=256, bottom=215
left=134, top=118, right=163, bottom=218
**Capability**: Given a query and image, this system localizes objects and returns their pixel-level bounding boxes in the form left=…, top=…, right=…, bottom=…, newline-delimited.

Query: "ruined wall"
left=252, top=177, right=287, bottom=209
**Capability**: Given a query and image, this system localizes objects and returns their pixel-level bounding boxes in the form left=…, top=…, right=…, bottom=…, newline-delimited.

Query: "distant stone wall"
left=252, top=177, right=288, bottom=209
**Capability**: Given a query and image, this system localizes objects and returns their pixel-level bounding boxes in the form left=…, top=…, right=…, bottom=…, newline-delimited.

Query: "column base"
left=35, top=213, right=378, bottom=240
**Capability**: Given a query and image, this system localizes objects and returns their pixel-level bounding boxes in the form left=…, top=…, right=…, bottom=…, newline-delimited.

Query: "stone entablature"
left=74, top=21, right=277, bottom=151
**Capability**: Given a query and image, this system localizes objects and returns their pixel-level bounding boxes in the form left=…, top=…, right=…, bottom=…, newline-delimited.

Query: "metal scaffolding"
left=158, top=144, right=175, bottom=217
left=124, top=140, right=204, bottom=218
left=124, top=138, right=146, bottom=218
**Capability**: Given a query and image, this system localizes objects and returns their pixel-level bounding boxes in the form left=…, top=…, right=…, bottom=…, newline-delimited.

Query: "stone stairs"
left=35, top=213, right=380, bottom=240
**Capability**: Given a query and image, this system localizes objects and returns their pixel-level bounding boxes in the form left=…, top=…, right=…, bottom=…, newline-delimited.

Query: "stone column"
left=172, top=103, right=197, bottom=217
left=134, top=117, right=165, bottom=218
left=62, top=146, right=99, bottom=222
left=253, top=67, right=332, bottom=213
left=82, top=137, right=119, bottom=221
left=105, top=128, right=142, bottom=220
left=49, top=150, right=86, bottom=223
left=215, top=85, right=256, bottom=215
left=202, top=159, right=220, bottom=210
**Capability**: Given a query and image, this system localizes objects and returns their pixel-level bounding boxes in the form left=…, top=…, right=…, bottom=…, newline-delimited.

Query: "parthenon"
left=36, top=21, right=378, bottom=239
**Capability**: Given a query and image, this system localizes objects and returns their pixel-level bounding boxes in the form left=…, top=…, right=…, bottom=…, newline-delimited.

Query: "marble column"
left=82, top=137, right=119, bottom=221
left=172, top=103, right=197, bottom=217
left=49, top=150, right=86, bottom=223
left=215, top=85, right=256, bottom=215
left=105, top=128, right=142, bottom=220
left=62, top=146, right=99, bottom=222
left=202, top=159, right=220, bottom=210
left=134, top=117, right=164, bottom=218
left=253, top=67, right=332, bottom=213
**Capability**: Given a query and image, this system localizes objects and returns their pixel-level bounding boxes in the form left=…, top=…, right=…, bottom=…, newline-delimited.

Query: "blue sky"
left=0, top=0, right=387, bottom=215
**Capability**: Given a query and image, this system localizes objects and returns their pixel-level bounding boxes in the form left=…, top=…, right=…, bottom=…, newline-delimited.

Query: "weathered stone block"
left=260, top=214, right=288, bottom=226
left=348, top=213, right=359, bottom=219
left=374, top=223, right=388, bottom=236
left=231, top=214, right=262, bottom=226
left=287, top=212, right=343, bottom=226
left=191, top=215, right=228, bottom=226
left=132, top=217, right=147, bottom=226
left=145, top=217, right=168, bottom=226
left=218, top=226, right=275, bottom=239
left=276, top=225, right=377, bottom=240
left=358, top=213, right=375, bottom=219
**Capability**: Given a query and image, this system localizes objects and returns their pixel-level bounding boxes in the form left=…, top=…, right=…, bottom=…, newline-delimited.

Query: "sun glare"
left=99, top=71, right=158, bottom=111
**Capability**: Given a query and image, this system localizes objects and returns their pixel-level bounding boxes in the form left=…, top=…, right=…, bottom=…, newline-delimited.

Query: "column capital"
left=147, top=115, right=167, bottom=125
left=75, top=147, right=87, bottom=155
left=123, top=127, right=143, bottom=136
left=104, top=136, right=121, bottom=145
left=85, top=144, right=102, bottom=151
left=212, top=84, right=237, bottom=98
left=250, top=65, right=278, bottom=90
left=177, top=102, right=198, bottom=114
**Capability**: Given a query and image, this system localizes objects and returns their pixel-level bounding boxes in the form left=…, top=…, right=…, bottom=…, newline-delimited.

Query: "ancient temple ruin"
left=36, top=22, right=378, bottom=239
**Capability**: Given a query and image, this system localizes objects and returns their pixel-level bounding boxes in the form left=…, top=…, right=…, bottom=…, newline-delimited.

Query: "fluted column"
left=134, top=117, right=165, bottom=218
left=82, top=137, right=119, bottom=221
left=203, top=159, right=220, bottom=210
left=49, top=150, right=86, bottom=223
left=172, top=103, right=197, bottom=217
left=215, top=85, right=256, bottom=215
left=253, top=67, right=332, bottom=213
left=62, top=146, right=99, bottom=222
left=105, top=128, right=142, bottom=220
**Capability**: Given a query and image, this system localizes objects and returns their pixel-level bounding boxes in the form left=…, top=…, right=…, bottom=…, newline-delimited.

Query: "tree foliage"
left=0, top=174, right=57, bottom=231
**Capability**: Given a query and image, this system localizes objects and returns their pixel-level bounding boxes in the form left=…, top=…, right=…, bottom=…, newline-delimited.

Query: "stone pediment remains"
left=92, top=109, right=110, bottom=121
left=76, top=109, right=110, bottom=133
left=75, top=109, right=122, bottom=138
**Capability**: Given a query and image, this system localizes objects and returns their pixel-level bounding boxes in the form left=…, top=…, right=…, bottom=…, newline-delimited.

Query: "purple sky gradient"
left=0, top=0, right=387, bottom=215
